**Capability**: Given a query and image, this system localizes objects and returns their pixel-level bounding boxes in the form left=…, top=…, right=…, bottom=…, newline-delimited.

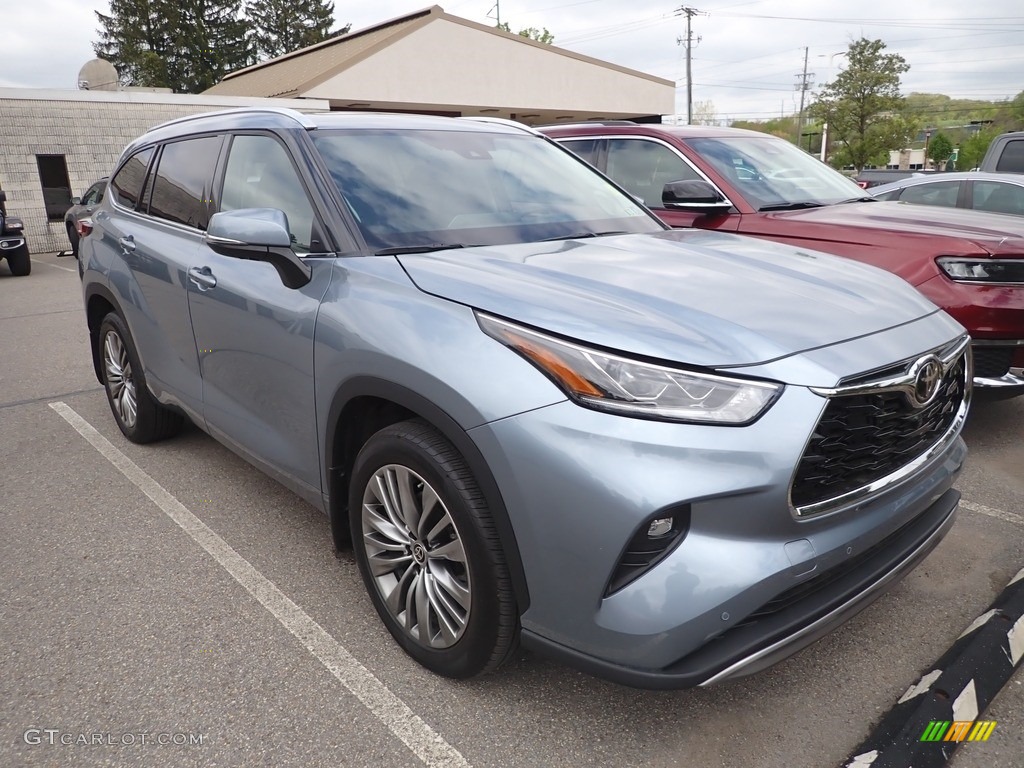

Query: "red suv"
left=542, top=122, right=1024, bottom=393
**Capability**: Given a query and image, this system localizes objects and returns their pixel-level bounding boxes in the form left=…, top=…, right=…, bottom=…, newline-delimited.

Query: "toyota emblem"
left=909, top=355, right=943, bottom=408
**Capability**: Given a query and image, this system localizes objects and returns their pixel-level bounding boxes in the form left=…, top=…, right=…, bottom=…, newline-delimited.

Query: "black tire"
left=98, top=312, right=183, bottom=443
left=349, top=420, right=518, bottom=678
left=6, top=245, right=30, bottom=276
left=66, top=221, right=79, bottom=257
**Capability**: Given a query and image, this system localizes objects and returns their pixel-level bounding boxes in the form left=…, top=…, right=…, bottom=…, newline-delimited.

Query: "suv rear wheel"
left=349, top=420, right=517, bottom=678
left=99, top=312, right=183, bottom=443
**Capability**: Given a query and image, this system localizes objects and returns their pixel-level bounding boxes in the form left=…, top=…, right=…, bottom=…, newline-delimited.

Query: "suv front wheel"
left=349, top=420, right=518, bottom=678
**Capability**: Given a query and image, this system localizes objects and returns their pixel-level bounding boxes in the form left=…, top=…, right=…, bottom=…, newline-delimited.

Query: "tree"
left=94, top=0, right=178, bottom=88
left=95, top=0, right=254, bottom=93
left=691, top=99, right=717, bottom=126
left=497, top=22, right=554, bottom=44
left=808, top=38, right=912, bottom=171
left=927, top=132, right=954, bottom=169
left=248, top=0, right=349, bottom=61
left=957, top=127, right=1000, bottom=172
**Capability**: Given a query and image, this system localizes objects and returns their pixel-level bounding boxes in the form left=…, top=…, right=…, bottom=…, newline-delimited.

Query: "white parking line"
left=961, top=499, right=1024, bottom=527
left=48, top=401, right=471, bottom=768
left=38, top=259, right=78, bottom=273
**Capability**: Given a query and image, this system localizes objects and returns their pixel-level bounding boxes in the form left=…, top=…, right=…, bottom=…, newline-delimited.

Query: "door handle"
left=188, top=266, right=217, bottom=290
left=118, top=235, right=136, bottom=253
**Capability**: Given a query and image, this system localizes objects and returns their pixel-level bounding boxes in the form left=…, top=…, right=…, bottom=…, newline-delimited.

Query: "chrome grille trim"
left=791, top=335, right=971, bottom=519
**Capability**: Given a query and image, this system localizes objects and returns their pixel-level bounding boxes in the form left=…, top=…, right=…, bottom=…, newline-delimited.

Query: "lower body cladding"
left=468, top=331, right=969, bottom=689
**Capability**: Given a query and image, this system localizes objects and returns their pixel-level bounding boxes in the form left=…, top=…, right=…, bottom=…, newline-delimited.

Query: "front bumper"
left=522, top=487, right=959, bottom=688
left=0, top=236, right=26, bottom=251
left=468, top=325, right=968, bottom=687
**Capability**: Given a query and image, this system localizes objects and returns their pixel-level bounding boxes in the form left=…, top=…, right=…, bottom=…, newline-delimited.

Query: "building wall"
left=304, top=19, right=674, bottom=116
left=0, top=89, right=327, bottom=253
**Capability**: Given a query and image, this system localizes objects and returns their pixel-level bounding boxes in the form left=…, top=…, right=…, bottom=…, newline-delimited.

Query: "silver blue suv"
left=79, top=108, right=970, bottom=688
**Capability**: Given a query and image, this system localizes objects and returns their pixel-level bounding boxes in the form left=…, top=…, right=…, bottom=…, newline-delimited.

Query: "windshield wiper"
left=838, top=196, right=878, bottom=204
left=374, top=243, right=468, bottom=255
left=540, top=231, right=629, bottom=241
left=757, top=202, right=826, bottom=212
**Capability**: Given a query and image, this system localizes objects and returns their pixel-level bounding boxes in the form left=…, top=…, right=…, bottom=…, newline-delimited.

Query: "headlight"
left=937, top=257, right=1024, bottom=284
left=478, top=313, right=782, bottom=425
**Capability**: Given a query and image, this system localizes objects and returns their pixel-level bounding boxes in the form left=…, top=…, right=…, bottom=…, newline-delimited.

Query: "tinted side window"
left=220, top=135, right=315, bottom=252
left=973, top=181, right=1024, bottom=216
left=898, top=181, right=959, bottom=207
left=110, top=148, right=154, bottom=210
left=560, top=139, right=599, bottom=166
left=995, top=140, right=1024, bottom=173
left=873, top=189, right=902, bottom=201
left=606, top=139, right=701, bottom=207
left=148, top=137, right=222, bottom=230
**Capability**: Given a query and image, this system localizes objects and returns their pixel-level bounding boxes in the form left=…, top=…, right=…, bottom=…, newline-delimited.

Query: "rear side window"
left=995, top=140, right=1024, bottom=173
left=148, top=137, right=222, bottom=230
left=560, top=139, right=599, bottom=166
left=110, top=148, right=154, bottom=210
left=898, top=181, right=959, bottom=208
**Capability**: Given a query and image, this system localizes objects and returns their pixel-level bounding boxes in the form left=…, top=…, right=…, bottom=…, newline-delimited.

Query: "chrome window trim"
left=791, top=335, right=971, bottom=519
left=556, top=134, right=735, bottom=210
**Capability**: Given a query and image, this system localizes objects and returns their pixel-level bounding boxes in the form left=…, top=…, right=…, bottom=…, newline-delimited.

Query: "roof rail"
left=458, top=116, right=541, bottom=135
left=537, top=120, right=639, bottom=129
left=149, top=107, right=318, bottom=133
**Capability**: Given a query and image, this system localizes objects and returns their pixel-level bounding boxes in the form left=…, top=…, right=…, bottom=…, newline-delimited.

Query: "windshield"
left=312, top=129, right=663, bottom=250
left=688, top=136, right=867, bottom=210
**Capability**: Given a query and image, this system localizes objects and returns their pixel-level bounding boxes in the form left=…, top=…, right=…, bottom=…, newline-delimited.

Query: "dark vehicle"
left=65, top=178, right=107, bottom=257
left=854, top=168, right=932, bottom=189
left=872, top=171, right=1024, bottom=217
left=980, top=131, right=1024, bottom=174
left=0, top=190, right=30, bottom=276
left=543, top=121, right=1024, bottom=393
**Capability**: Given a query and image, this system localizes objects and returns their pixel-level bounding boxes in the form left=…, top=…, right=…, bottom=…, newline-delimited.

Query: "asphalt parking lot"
left=3, top=251, right=1024, bottom=768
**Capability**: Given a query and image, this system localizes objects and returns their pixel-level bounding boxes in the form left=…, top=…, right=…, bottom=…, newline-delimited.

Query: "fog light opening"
left=648, top=517, right=674, bottom=538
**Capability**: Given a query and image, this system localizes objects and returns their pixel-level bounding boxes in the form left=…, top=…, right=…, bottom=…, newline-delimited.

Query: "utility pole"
left=794, top=47, right=814, bottom=147
left=677, top=7, right=702, bottom=124
left=488, top=0, right=501, bottom=27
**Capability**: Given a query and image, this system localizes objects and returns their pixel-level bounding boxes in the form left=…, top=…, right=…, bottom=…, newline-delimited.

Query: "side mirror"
left=206, top=208, right=311, bottom=289
left=662, top=180, right=732, bottom=215
left=70, top=196, right=82, bottom=205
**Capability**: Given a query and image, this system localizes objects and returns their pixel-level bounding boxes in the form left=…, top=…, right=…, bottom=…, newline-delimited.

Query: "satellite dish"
left=77, top=59, right=119, bottom=91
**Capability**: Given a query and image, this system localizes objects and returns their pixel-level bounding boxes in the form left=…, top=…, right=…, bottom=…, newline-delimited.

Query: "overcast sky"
left=2, top=1, right=1022, bottom=124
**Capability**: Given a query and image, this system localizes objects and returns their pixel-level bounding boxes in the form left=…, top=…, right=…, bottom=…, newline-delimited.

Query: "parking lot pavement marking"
left=960, top=500, right=1024, bottom=528
left=37, top=259, right=78, bottom=273
left=48, top=401, right=471, bottom=768
left=842, top=563, right=1024, bottom=768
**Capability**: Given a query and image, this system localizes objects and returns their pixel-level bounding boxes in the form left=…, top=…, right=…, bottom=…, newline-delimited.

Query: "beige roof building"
left=205, top=5, right=675, bottom=125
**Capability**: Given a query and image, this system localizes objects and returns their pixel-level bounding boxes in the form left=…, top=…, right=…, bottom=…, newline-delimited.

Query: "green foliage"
left=497, top=22, right=554, bottom=44
left=957, top=127, right=1001, bottom=171
left=807, top=38, right=911, bottom=171
left=248, top=0, right=347, bottom=61
left=95, top=0, right=254, bottom=93
left=731, top=116, right=799, bottom=143
left=926, top=132, right=954, bottom=167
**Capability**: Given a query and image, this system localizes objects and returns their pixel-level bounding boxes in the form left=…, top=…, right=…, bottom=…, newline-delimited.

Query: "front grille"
left=972, top=345, right=1013, bottom=378
left=791, top=353, right=966, bottom=510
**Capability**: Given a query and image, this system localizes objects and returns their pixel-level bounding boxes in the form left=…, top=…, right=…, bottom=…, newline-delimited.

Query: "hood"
left=398, top=230, right=940, bottom=368
left=767, top=201, right=1024, bottom=256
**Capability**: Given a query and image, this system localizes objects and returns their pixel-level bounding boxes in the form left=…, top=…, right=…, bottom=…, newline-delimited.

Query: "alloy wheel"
left=103, top=330, right=138, bottom=429
left=361, top=464, right=472, bottom=649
